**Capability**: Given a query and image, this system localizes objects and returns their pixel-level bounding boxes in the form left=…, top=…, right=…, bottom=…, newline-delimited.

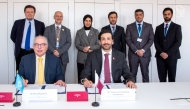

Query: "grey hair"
left=34, top=35, right=48, bottom=45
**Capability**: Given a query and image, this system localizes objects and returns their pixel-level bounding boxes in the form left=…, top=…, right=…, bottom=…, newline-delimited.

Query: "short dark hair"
left=98, top=29, right=113, bottom=40
left=24, top=5, right=36, bottom=13
left=108, top=11, right=118, bottom=18
left=135, top=9, right=144, bottom=14
left=163, top=7, right=173, bottom=14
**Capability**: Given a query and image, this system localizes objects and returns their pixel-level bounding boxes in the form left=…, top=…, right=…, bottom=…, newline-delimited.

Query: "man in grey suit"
left=44, top=11, right=71, bottom=75
left=126, top=9, right=154, bottom=82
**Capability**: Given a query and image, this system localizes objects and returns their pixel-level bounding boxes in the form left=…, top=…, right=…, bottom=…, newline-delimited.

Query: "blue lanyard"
left=138, top=29, right=142, bottom=37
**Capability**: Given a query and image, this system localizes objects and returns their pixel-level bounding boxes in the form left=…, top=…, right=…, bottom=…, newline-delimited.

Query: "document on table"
left=45, top=84, right=66, bottom=94
left=16, top=84, right=66, bottom=95
left=16, top=85, right=42, bottom=95
left=86, top=84, right=108, bottom=94
left=107, top=83, right=128, bottom=89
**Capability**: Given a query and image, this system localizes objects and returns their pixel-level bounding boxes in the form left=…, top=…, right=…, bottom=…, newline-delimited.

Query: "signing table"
left=0, top=82, right=190, bottom=109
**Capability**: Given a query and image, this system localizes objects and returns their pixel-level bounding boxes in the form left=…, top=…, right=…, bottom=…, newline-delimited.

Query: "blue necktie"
left=138, top=24, right=141, bottom=37
left=164, top=24, right=168, bottom=37
left=25, top=22, right=31, bottom=50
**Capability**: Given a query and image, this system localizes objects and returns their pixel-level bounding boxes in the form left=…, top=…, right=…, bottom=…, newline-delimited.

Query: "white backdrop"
left=0, top=0, right=189, bottom=84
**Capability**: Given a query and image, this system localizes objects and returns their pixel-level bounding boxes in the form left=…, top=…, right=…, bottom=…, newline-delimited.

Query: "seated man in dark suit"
left=18, top=36, right=66, bottom=86
left=80, top=30, right=136, bottom=88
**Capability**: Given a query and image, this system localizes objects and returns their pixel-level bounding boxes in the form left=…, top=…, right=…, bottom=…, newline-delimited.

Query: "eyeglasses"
left=33, top=43, right=47, bottom=48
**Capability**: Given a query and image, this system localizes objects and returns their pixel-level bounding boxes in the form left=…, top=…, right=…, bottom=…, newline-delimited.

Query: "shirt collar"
left=36, top=53, right=46, bottom=60
left=55, top=24, right=61, bottom=29
left=136, top=21, right=143, bottom=25
left=25, top=19, right=34, bottom=24
left=101, top=49, right=112, bottom=55
left=110, top=24, right=116, bottom=28
left=164, top=21, right=171, bottom=26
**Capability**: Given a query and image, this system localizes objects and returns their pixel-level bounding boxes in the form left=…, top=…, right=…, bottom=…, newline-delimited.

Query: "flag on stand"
left=94, top=70, right=104, bottom=94
left=15, top=73, right=24, bottom=93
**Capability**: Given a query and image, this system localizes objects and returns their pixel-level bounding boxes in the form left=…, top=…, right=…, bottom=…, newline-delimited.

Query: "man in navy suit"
left=10, top=5, right=45, bottom=71
left=18, top=36, right=66, bottom=86
left=80, top=30, right=136, bottom=88
left=154, top=7, right=182, bottom=82
left=101, top=11, right=126, bottom=56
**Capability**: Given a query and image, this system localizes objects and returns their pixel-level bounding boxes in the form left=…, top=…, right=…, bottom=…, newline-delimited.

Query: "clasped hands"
left=136, top=49, right=144, bottom=57
left=160, top=52, right=168, bottom=59
left=83, top=46, right=93, bottom=52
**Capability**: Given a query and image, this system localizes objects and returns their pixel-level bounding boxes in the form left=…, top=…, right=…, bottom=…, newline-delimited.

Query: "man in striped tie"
left=18, top=36, right=66, bottom=86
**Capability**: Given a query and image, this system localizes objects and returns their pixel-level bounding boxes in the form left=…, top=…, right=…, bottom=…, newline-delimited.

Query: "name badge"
left=22, top=89, right=57, bottom=102
left=101, top=89, right=136, bottom=101
left=137, top=38, right=142, bottom=42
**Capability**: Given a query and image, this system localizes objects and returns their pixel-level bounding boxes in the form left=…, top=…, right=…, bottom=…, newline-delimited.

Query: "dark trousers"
left=16, top=49, right=34, bottom=71
left=156, top=57, right=178, bottom=82
left=129, top=57, right=150, bottom=82
left=77, top=62, right=84, bottom=83
left=61, top=64, right=67, bottom=76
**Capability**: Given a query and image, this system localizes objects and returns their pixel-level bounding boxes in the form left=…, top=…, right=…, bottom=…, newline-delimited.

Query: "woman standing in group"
left=75, top=14, right=100, bottom=83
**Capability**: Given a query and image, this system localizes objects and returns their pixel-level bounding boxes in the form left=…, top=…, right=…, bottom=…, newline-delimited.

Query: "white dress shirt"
left=21, top=19, right=36, bottom=49
left=55, top=24, right=61, bottom=29
left=85, top=30, right=90, bottom=36
left=35, top=54, right=46, bottom=84
left=100, top=49, right=114, bottom=84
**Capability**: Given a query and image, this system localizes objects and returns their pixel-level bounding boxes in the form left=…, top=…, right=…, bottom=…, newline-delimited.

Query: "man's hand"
left=53, top=50, right=60, bottom=57
left=88, top=50, right=93, bottom=52
left=23, top=79, right=28, bottom=87
left=160, top=52, right=168, bottom=59
left=54, top=80, right=66, bottom=87
left=126, top=81, right=137, bottom=89
left=83, top=46, right=90, bottom=52
left=83, top=79, right=93, bottom=88
left=137, top=50, right=144, bottom=57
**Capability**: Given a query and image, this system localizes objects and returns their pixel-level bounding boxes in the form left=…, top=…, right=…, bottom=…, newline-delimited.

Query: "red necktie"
left=104, top=54, right=111, bottom=83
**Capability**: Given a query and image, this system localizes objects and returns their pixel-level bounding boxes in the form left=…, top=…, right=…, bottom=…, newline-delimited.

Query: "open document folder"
left=15, top=84, right=66, bottom=95
left=85, top=83, right=130, bottom=94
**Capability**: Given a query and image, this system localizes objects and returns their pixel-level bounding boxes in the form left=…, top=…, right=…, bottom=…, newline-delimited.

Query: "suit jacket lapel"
left=166, top=22, right=173, bottom=37
left=44, top=53, right=49, bottom=82
left=31, top=54, right=36, bottom=83
left=96, top=49, right=102, bottom=76
left=88, top=28, right=95, bottom=44
left=81, top=28, right=90, bottom=45
left=111, top=50, right=117, bottom=79
left=160, top=23, right=165, bottom=38
left=50, top=25, right=56, bottom=42
left=132, top=22, right=139, bottom=38
left=60, top=25, right=66, bottom=43
left=140, top=22, right=146, bottom=37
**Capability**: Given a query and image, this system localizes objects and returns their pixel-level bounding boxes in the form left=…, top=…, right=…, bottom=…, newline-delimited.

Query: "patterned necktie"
left=164, top=24, right=168, bottom=36
left=25, top=22, right=31, bottom=50
left=55, top=26, right=60, bottom=49
left=104, top=54, right=111, bottom=83
left=112, top=26, right=115, bottom=35
left=38, top=57, right=44, bottom=84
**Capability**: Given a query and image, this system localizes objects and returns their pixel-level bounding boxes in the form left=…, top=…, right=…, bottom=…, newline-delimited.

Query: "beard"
left=164, top=17, right=171, bottom=22
left=109, top=20, right=116, bottom=25
left=101, top=44, right=112, bottom=50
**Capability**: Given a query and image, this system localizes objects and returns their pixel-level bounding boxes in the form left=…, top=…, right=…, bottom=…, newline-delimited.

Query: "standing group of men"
left=10, top=4, right=182, bottom=87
